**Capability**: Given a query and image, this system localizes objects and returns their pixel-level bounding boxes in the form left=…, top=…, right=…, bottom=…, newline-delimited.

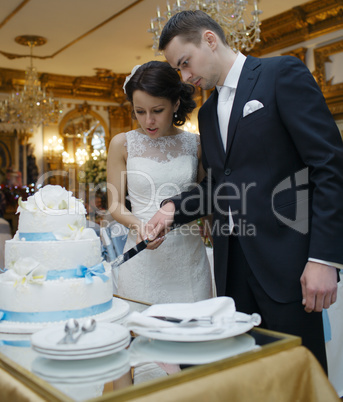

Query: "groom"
left=146, top=10, right=343, bottom=373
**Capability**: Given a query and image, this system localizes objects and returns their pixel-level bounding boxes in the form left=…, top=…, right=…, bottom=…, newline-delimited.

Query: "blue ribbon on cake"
left=19, top=232, right=57, bottom=241
left=46, top=263, right=109, bottom=283
left=0, top=340, right=31, bottom=347
left=76, top=263, right=109, bottom=284
left=0, top=299, right=112, bottom=323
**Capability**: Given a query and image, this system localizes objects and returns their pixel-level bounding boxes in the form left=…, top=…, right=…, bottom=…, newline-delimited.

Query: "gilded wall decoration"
left=313, top=39, right=343, bottom=117
left=0, top=67, right=127, bottom=103
left=249, top=0, right=343, bottom=57
left=281, top=47, right=308, bottom=65
left=59, top=102, right=110, bottom=148
left=108, top=105, right=132, bottom=140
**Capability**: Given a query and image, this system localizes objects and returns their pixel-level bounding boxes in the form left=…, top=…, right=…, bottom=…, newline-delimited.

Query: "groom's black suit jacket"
left=171, top=55, right=343, bottom=302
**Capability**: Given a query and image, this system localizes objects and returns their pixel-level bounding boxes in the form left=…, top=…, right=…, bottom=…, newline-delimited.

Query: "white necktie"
left=217, top=86, right=235, bottom=233
left=217, top=86, right=232, bottom=151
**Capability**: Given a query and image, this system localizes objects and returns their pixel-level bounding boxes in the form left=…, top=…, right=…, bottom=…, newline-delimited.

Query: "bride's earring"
left=174, top=112, right=177, bottom=118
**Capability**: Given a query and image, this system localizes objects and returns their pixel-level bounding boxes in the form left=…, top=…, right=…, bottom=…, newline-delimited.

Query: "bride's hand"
left=145, top=202, right=175, bottom=247
left=135, top=223, right=165, bottom=250
left=146, top=236, right=165, bottom=250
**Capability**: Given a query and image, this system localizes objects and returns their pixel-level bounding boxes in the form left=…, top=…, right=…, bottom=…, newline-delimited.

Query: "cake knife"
left=111, top=239, right=149, bottom=268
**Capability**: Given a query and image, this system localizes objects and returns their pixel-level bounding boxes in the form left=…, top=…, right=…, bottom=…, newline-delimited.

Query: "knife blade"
left=111, top=239, right=149, bottom=268
left=150, top=316, right=213, bottom=324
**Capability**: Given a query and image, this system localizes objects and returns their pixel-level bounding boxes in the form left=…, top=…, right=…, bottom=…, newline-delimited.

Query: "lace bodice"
left=117, top=130, right=213, bottom=305
left=125, top=130, right=200, bottom=221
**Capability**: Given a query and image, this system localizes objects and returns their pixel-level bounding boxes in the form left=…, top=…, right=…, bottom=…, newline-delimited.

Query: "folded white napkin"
left=124, top=297, right=236, bottom=336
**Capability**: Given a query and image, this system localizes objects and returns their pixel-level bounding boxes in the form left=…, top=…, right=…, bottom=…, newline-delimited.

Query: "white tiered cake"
left=0, top=185, right=126, bottom=333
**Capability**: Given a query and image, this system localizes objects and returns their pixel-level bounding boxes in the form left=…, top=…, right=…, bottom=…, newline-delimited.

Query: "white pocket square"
left=243, top=100, right=264, bottom=117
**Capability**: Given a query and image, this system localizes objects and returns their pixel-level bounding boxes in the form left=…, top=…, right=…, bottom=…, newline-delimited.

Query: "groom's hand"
left=145, top=201, right=176, bottom=245
left=300, top=261, right=337, bottom=313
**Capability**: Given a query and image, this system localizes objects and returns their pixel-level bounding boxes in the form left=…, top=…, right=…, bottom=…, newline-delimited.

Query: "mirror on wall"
left=51, top=104, right=110, bottom=214
left=59, top=104, right=108, bottom=167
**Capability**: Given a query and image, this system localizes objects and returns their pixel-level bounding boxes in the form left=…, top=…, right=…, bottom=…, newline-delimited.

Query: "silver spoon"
left=57, top=319, right=79, bottom=344
left=72, top=319, right=96, bottom=343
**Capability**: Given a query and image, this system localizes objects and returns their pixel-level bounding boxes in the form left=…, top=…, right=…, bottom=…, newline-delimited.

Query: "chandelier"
left=149, top=0, right=262, bottom=55
left=0, top=35, right=62, bottom=131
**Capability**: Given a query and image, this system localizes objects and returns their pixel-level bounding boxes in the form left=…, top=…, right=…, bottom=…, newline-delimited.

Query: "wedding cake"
left=0, top=185, right=116, bottom=332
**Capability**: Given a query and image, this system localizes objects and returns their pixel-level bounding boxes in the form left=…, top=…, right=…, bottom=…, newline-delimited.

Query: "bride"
left=107, top=61, right=213, bottom=305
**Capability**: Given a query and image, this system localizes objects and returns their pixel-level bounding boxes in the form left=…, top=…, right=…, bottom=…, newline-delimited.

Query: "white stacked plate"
left=31, top=322, right=130, bottom=360
left=31, top=349, right=130, bottom=386
left=129, top=333, right=259, bottom=366
left=129, top=312, right=259, bottom=342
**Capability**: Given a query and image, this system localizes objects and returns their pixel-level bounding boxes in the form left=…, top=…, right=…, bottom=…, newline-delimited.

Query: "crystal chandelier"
left=149, top=0, right=262, bottom=55
left=0, top=35, right=62, bottom=131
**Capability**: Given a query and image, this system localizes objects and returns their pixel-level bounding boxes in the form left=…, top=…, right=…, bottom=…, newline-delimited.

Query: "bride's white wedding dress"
left=117, top=130, right=213, bottom=304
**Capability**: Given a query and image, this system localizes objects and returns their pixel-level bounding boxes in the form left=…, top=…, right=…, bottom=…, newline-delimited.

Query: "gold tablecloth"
left=0, top=368, right=47, bottom=402
left=125, top=346, right=339, bottom=402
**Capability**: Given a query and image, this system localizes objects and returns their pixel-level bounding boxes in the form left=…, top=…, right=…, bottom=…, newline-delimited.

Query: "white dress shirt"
left=216, top=52, right=246, bottom=151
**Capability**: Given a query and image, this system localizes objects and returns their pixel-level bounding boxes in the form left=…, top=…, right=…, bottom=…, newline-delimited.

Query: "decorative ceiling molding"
left=249, top=0, right=343, bottom=57
left=0, top=0, right=144, bottom=61
left=0, top=0, right=30, bottom=30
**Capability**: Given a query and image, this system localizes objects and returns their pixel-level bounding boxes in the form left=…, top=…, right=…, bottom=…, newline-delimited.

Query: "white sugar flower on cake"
left=2, top=257, right=45, bottom=286
left=15, top=185, right=87, bottom=239
left=18, top=185, right=86, bottom=216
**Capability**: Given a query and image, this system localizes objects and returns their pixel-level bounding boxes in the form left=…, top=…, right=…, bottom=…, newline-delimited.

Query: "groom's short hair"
left=159, top=10, right=227, bottom=50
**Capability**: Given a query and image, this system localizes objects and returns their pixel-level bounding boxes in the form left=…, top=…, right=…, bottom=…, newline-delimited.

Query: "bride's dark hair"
left=125, top=61, right=196, bottom=126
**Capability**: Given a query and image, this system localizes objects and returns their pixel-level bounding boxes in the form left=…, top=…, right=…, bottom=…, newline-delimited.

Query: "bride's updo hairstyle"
left=124, top=61, right=196, bottom=126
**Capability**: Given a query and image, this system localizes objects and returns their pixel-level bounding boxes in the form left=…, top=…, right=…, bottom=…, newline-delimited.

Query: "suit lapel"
left=225, top=56, right=261, bottom=160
